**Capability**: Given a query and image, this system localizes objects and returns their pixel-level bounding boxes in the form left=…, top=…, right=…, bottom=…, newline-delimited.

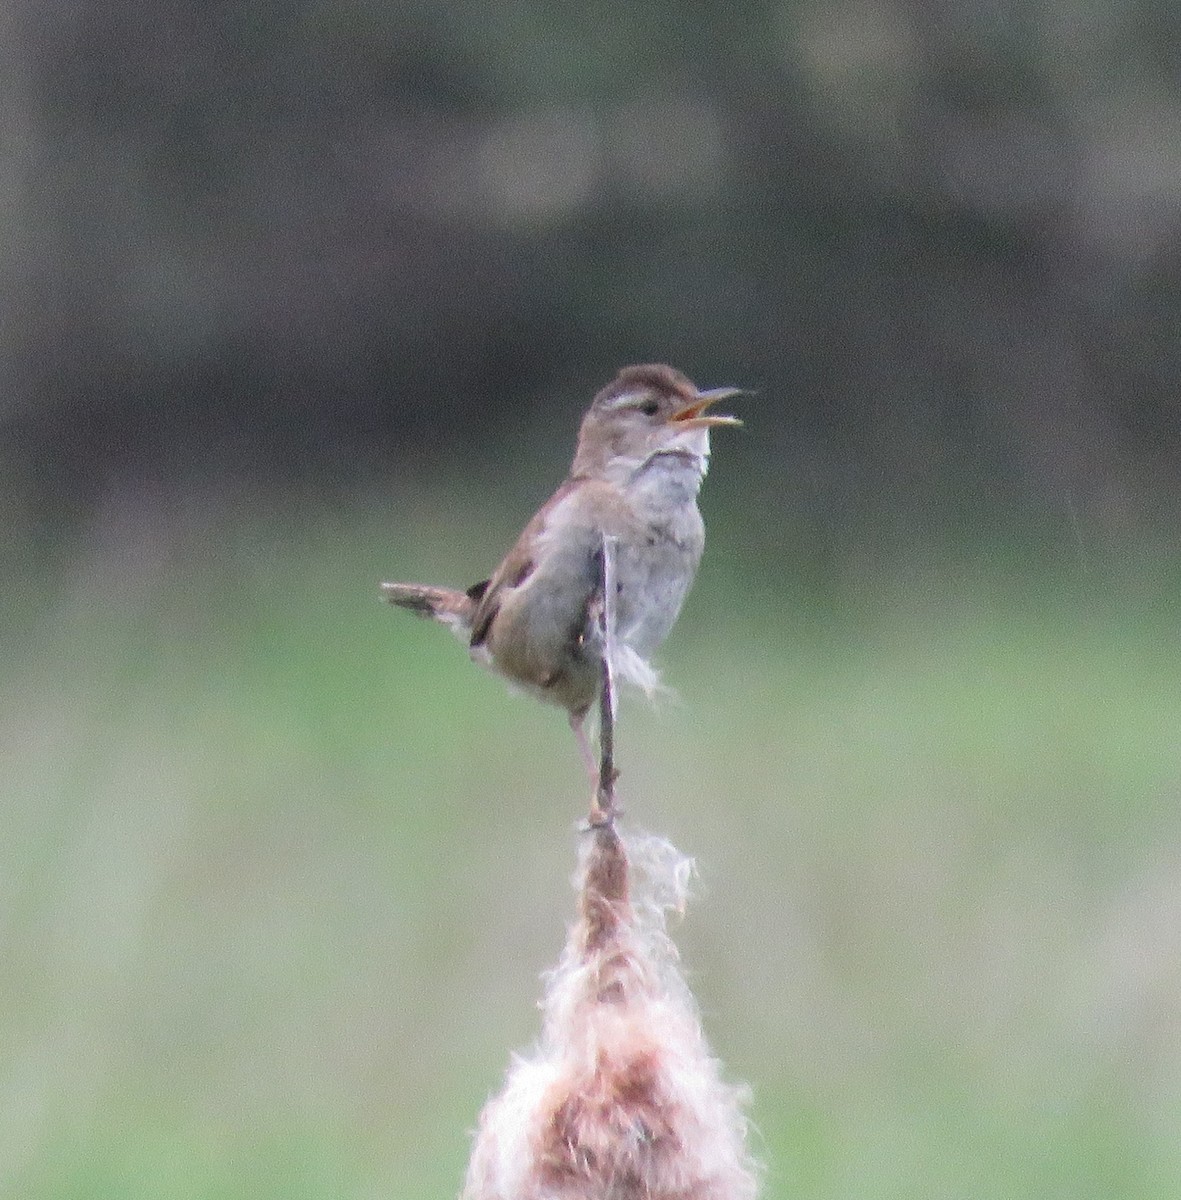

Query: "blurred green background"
left=4, top=2, right=1181, bottom=1197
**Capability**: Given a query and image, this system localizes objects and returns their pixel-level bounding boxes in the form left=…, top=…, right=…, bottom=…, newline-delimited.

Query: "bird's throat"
left=626, top=445, right=708, bottom=509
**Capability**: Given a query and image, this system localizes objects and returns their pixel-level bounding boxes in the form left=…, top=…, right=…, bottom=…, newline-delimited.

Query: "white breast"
left=611, top=440, right=709, bottom=684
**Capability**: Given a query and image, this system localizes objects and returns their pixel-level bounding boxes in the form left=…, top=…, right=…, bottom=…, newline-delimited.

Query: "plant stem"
left=591, top=533, right=619, bottom=825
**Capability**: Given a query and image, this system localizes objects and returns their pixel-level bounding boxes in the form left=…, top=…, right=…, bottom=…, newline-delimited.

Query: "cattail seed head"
left=463, top=827, right=759, bottom=1200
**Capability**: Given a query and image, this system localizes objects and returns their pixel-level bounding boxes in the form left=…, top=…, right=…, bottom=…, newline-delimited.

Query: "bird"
left=381, top=363, right=742, bottom=791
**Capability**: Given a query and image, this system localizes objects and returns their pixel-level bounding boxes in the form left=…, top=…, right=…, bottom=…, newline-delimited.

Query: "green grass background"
left=3, top=484, right=1180, bottom=1199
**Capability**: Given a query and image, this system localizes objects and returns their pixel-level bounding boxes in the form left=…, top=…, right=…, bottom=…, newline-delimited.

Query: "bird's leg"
left=570, top=711, right=598, bottom=783
left=586, top=534, right=620, bottom=828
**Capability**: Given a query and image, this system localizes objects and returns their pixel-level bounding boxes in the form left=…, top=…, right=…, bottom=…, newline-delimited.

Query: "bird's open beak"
left=671, top=386, right=745, bottom=429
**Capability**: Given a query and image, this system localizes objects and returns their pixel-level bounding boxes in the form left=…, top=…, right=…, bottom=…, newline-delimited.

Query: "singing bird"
left=381, top=363, right=742, bottom=775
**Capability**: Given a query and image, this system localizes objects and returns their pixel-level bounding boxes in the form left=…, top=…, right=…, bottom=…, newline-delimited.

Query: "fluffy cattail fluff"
left=462, top=827, right=760, bottom=1200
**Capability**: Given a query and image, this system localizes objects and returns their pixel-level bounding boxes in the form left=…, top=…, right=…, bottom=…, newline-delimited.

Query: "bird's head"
left=572, top=364, right=743, bottom=479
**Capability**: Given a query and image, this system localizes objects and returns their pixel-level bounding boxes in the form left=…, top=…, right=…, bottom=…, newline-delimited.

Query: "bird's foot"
left=583, top=768, right=622, bottom=830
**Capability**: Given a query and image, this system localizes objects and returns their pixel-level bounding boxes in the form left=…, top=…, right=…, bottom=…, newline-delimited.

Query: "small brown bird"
left=381, top=363, right=742, bottom=776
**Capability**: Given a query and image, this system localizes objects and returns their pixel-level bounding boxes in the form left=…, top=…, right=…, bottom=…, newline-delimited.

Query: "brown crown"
left=592, top=363, right=698, bottom=409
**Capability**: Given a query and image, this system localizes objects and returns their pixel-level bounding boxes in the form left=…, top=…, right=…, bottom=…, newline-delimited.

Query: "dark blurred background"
left=4, top=4, right=1181, bottom=1199
left=6, top=0, right=1181, bottom=538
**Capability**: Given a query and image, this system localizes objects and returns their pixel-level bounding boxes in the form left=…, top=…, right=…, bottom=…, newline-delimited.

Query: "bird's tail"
left=380, top=582, right=476, bottom=639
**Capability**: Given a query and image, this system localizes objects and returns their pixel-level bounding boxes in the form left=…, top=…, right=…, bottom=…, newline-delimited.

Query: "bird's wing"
left=470, top=475, right=609, bottom=648
left=468, top=477, right=630, bottom=651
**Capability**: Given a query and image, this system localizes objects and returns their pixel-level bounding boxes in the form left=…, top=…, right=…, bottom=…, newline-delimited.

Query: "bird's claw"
left=583, top=768, right=622, bottom=830
left=581, top=803, right=623, bottom=831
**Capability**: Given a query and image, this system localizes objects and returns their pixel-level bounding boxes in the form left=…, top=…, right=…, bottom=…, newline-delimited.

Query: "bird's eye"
left=637, top=398, right=660, bottom=416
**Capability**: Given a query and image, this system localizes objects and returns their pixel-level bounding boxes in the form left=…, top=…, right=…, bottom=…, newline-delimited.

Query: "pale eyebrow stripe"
left=605, top=390, right=643, bottom=408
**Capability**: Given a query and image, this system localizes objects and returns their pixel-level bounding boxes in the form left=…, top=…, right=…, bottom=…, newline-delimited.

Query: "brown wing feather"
left=470, top=546, right=535, bottom=647
left=468, top=478, right=586, bottom=649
